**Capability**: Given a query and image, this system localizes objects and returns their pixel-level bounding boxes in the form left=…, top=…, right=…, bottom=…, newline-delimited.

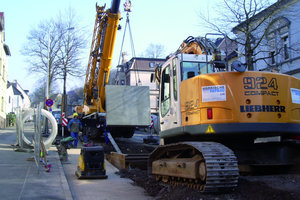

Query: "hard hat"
left=73, top=113, right=78, bottom=117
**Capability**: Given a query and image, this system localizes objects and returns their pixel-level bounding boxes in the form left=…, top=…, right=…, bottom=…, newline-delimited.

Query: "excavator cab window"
left=172, top=58, right=178, bottom=101
left=181, top=62, right=213, bottom=81
left=161, top=65, right=171, bottom=117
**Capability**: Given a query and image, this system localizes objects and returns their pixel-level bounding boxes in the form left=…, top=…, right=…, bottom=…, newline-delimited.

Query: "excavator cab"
left=158, top=52, right=215, bottom=133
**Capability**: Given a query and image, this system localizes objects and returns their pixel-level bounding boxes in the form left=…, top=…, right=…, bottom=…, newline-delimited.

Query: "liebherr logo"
left=240, top=105, right=286, bottom=113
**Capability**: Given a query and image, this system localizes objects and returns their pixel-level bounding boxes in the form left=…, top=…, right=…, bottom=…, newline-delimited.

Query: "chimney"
left=122, top=52, right=127, bottom=64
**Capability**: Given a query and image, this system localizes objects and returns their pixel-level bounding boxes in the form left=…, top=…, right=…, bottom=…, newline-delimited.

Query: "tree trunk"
left=245, top=37, right=254, bottom=71
left=246, top=51, right=254, bottom=71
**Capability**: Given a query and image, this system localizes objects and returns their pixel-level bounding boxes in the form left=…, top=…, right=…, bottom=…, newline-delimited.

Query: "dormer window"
left=149, top=62, right=155, bottom=68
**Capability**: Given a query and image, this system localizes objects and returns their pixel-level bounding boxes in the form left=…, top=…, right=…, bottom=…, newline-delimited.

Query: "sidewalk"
left=0, top=127, right=72, bottom=200
left=64, top=148, right=153, bottom=200
left=0, top=126, right=153, bottom=200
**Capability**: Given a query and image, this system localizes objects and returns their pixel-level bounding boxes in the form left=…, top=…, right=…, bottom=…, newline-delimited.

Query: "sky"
left=2, top=0, right=214, bottom=94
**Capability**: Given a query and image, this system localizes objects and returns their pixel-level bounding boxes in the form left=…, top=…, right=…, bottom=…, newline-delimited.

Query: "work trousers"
left=70, top=132, right=79, bottom=148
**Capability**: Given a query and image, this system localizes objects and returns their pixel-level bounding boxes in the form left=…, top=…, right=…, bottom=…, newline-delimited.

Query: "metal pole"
left=110, top=0, right=121, bottom=14
left=63, top=66, right=67, bottom=118
left=46, top=31, right=50, bottom=101
left=60, top=27, right=74, bottom=136
left=61, top=27, right=74, bottom=130
left=45, top=31, right=51, bottom=135
left=62, top=116, right=65, bottom=138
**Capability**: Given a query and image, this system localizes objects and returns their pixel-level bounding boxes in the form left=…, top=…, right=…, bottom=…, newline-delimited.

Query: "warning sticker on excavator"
left=205, top=124, right=215, bottom=134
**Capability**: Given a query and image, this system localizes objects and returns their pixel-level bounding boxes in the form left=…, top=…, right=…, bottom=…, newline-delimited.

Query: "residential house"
left=115, top=56, right=166, bottom=114
left=232, top=0, right=300, bottom=76
left=6, top=80, right=31, bottom=114
left=0, top=12, right=10, bottom=128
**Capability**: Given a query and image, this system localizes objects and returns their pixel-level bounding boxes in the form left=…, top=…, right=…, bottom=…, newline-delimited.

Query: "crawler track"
left=149, top=142, right=239, bottom=192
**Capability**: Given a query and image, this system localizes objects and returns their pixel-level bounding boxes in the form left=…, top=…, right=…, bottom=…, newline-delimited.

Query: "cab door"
left=159, top=57, right=181, bottom=132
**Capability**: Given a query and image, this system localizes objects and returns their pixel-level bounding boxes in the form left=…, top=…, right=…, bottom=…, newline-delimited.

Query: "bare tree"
left=29, top=79, right=59, bottom=106
left=22, top=8, right=87, bottom=96
left=56, top=9, right=87, bottom=79
left=199, top=0, right=290, bottom=70
left=67, top=87, right=84, bottom=105
left=144, top=43, right=166, bottom=58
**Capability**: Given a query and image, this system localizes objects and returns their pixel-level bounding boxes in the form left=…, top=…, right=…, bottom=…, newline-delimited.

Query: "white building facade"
left=0, top=12, right=10, bottom=128
left=6, top=81, right=31, bottom=114
left=233, top=0, right=300, bottom=76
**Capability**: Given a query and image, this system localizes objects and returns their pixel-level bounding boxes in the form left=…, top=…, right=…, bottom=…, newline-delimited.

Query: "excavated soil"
left=101, top=139, right=300, bottom=200
left=118, top=168, right=300, bottom=200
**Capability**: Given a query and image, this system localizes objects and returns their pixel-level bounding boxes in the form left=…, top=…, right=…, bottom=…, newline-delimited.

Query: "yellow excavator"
left=149, top=36, right=300, bottom=192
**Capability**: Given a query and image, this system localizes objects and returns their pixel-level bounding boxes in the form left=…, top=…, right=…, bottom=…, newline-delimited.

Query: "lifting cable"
left=116, top=0, right=141, bottom=86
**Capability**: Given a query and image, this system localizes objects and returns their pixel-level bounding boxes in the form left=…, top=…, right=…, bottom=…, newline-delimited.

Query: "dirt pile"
left=103, top=140, right=155, bottom=154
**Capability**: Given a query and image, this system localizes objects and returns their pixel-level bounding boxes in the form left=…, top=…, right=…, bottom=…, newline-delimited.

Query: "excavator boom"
left=84, top=1, right=121, bottom=114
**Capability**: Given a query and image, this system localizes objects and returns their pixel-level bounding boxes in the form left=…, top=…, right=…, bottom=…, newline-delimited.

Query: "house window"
left=150, top=73, right=155, bottom=83
left=282, top=35, right=289, bottom=60
left=270, top=51, right=275, bottom=64
left=266, top=17, right=290, bottom=65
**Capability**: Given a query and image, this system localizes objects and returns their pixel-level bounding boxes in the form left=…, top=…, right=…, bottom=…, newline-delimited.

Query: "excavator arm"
left=178, top=36, right=217, bottom=55
left=84, top=0, right=121, bottom=114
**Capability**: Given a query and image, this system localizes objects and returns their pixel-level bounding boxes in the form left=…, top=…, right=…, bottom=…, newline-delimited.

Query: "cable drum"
left=22, top=108, right=58, bottom=150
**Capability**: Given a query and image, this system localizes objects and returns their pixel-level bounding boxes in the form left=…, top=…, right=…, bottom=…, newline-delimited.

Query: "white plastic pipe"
left=22, top=108, right=58, bottom=150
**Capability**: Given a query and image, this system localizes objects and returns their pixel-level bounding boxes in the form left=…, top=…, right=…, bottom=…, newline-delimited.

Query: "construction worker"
left=68, top=113, right=82, bottom=148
